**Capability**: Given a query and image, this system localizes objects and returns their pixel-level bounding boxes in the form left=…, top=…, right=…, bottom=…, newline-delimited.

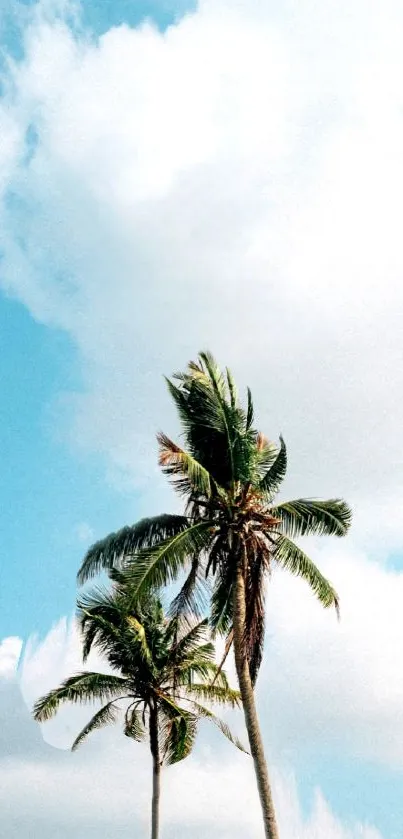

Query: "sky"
left=1, top=0, right=403, bottom=836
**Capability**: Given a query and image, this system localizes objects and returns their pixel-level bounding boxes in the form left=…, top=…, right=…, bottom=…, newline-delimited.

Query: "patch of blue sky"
left=0, top=0, right=196, bottom=66
left=0, top=294, right=135, bottom=639
left=79, top=0, right=196, bottom=36
left=385, top=551, right=403, bottom=571
left=0, top=0, right=201, bottom=641
left=295, top=752, right=402, bottom=839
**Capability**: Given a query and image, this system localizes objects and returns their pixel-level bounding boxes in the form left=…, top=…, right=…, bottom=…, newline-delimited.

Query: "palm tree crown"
left=33, top=575, right=244, bottom=839
left=78, top=352, right=351, bottom=685
left=33, top=576, right=242, bottom=759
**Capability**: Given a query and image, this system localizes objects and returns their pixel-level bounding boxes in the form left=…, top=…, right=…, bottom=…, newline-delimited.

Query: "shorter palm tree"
left=33, top=578, right=244, bottom=839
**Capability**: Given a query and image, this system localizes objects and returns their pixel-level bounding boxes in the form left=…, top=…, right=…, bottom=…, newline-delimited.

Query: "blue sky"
left=0, top=293, right=134, bottom=637
left=0, top=0, right=195, bottom=640
left=1, top=1, right=403, bottom=837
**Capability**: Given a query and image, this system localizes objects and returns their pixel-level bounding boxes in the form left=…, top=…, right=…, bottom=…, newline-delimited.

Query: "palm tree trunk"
left=233, top=563, right=280, bottom=839
left=149, top=706, right=161, bottom=839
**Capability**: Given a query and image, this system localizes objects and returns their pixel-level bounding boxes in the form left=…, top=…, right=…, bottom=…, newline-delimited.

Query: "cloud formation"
left=1, top=0, right=403, bottom=522
left=263, top=544, right=403, bottom=769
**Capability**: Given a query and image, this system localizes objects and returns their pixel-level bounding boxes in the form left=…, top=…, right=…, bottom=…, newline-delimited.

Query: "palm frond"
left=195, top=352, right=236, bottom=482
left=244, top=538, right=267, bottom=685
left=271, top=498, right=352, bottom=538
left=167, top=618, right=210, bottom=664
left=211, top=630, right=233, bottom=686
left=78, top=602, right=124, bottom=662
left=254, top=434, right=278, bottom=472
left=199, top=351, right=227, bottom=398
left=71, top=701, right=119, bottom=751
left=173, top=659, right=227, bottom=686
left=259, top=436, right=287, bottom=495
left=162, top=711, right=198, bottom=766
left=126, top=616, right=155, bottom=672
left=185, top=683, right=241, bottom=708
left=33, top=672, right=129, bottom=722
left=168, top=553, right=210, bottom=623
left=124, top=706, right=146, bottom=741
left=274, top=535, right=339, bottom=614
left=210, top=557, right=234, bottom=636
left=226, top=367, right=238, bottom=409
left=246, top=387, right=254, bottom=430
left=184, top=698, right=248, bottom=754
left=77, top=514, right=190, bottom=584
left=157, top=694, right=198, bottom=765
left=122, top=521, right=214, bottom=599
left=157, top=433, right=214, bottom=498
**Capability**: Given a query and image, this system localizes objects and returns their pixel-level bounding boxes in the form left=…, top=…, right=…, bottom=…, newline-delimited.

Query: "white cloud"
left=261, top=544, right=403, bottom=770
left=1, top=0, right=403, bottom=527
left=0, top=637, right=22, bottom=678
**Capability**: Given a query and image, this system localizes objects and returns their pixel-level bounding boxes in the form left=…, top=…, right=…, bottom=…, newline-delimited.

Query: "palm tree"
left=33, top=575, right=244, bottom=839
left=77, top=351, right=352, bottom=839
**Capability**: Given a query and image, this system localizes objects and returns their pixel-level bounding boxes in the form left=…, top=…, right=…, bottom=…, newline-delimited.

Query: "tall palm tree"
left=33, top=575, right=244, bottom=839
left=77, top=351, right=352, bottom=839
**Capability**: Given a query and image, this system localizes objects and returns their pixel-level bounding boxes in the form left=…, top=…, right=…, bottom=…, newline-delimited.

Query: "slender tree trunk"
left=149, top=706, right=161, bottom=839
left=233, top=562, right=280, bottom=839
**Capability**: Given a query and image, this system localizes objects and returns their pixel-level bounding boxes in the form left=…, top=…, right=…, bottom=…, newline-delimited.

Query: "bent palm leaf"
left=72, top=700, right=120, bottom=751
left=33, top=672, right=129, bottom=721
left=122, top=522, right=214, bottom=599
left=274, top=534, right=339, bottom=613
left=78, top=514, right=190, bottom=584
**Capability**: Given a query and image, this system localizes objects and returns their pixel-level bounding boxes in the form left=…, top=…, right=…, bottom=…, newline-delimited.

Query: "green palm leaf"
left=126, top=616, right=156, bottom=673
left=184, top=698, right=248, bottom=754
left=157, top=432, right=214, bottom=498
left=173, top=659, right=228, bottom=687
left=274, top=534, right=339, bottom=614
left=72, top=701, right=119, bottom=751
left=168, top=553, right=210, bottom=622
left=271, top=498, right=352, bottom=538
left=186, top=683, right=241, bottom=708
left=226, top=367, right=238, bottom=409
left=77, top=514, right=190, bottom=584
left=210, top=564, right=234, bottom=636
left=78, top=602, right=124, bottom=661
left=124, top=706, right=146, bottom=741
left=122, top=521, right=214, bottom=599
left=246, top=387, right=254, bottom=430
left=167, top=619, right=210, bottom=664
left=159, top=705, right=198, bottom=766
left=33, top=672, right=129, bottom=722
left=259, top=436, right=287, bottom=495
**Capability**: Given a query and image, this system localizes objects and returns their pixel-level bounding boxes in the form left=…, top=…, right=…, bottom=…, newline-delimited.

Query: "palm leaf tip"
left=32, top=692, right=58, bottom=723
left=71, top=701, right=119, bottom=751
left=187, top=699, right=249, bottom=755
left=275, top=535, right=340, bottom=613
